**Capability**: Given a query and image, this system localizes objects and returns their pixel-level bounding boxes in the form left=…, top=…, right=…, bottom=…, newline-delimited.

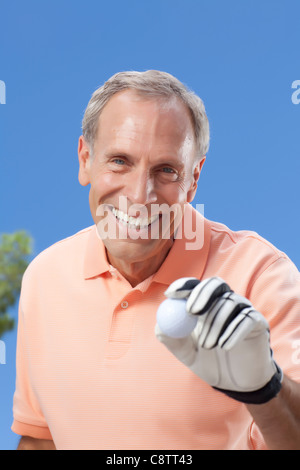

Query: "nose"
left=126, top=168, right=157, bottom=206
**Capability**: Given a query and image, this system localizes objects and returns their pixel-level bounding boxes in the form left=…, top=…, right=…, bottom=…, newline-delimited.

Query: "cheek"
left=164, top=179, right=192, bottom=205
left=90, top=172, right=122, bottom=201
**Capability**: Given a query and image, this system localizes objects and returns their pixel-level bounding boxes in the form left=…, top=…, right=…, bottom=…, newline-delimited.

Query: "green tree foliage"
left=0, top=231, right=33, bottom=338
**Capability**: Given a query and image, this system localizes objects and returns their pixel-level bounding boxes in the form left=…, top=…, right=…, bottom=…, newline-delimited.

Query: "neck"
left=106, top=240, right=174, bottom=287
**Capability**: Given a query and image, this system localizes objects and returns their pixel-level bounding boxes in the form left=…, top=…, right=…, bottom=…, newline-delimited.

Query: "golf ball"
left=156, top=298, right=198, bottom=338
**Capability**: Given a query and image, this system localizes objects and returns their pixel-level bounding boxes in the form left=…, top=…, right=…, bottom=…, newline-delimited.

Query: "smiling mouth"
left=111, top=207, right=160, bottom=229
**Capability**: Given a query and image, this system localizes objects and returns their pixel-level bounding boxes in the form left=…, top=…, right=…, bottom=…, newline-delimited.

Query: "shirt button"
left=121, top=301, right=129, bottom=309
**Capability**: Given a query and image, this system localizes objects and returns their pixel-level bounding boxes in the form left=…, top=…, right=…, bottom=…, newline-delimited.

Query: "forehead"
left=95, top=90, right=195, bottom=153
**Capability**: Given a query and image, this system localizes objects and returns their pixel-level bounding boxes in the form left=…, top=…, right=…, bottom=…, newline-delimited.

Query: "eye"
left=161, top=167, right=175, bottom=173
left=112, top=158, right=126, bottom=165
left=158, top=166, right=179, bottom=182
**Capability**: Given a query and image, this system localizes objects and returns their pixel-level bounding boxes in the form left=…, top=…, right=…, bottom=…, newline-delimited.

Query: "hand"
left=155, top=277, right=283, bottom=404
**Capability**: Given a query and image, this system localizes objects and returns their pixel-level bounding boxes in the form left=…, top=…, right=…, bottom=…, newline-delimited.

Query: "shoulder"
left=203, top=217, right=295, bottom=295
left=208, top=218, right=287, bottom=260
left=22, top=226, right=94, bottom=284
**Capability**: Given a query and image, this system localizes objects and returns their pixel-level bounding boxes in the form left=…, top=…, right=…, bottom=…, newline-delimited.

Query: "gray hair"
left=82, top=70, right=210, bottom=160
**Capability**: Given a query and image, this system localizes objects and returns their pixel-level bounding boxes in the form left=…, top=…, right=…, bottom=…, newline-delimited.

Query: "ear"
left=78, top=135, right=92, bottom=186
left=187, top=156, right=205, bottom=203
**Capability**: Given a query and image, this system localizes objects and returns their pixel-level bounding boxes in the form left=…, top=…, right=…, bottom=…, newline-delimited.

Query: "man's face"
left=78, top=90, right=203, bottom=266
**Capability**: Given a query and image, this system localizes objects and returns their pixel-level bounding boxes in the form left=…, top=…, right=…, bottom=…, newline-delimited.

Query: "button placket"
left=105, top=292, right=141, bottom=360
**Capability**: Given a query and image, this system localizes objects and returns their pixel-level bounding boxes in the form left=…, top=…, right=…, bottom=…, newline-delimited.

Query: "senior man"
left=13, top=71, right=300, bottom=450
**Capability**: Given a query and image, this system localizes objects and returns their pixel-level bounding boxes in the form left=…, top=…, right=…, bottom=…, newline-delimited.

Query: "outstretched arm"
left=156, top=276, right=300, bottom=450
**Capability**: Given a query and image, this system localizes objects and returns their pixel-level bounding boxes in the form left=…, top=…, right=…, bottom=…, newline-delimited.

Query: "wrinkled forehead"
left=95, top=90, right=196, bottom=155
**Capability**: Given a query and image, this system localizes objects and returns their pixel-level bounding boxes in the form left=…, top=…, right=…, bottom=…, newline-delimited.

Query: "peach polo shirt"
left=12, top=204, right=300, bottom=449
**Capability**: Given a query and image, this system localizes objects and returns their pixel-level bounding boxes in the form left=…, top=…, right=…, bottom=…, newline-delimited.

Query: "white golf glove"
left=155, top=277, right=283, bottom=404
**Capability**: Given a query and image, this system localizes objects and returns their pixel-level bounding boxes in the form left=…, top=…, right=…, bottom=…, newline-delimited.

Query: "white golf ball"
left=156, top=298, right=198, bottom=338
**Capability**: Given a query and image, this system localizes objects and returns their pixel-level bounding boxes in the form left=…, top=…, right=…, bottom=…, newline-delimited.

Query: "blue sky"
left=0, top=0, right=299, bottom=450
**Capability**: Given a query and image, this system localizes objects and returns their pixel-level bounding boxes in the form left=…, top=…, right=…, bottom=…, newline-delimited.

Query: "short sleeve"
left=11, top=295, right=52, bottom=440
left=246, top=255, right=300, bottom=449
left=247, top=255, right=300, bottom=382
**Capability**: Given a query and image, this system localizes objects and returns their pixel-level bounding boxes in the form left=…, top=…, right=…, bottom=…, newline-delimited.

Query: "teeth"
left=112, top=207, right=159, bottom=228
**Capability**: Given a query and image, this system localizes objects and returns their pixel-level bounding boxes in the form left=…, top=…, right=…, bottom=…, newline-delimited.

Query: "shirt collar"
left=83, top=204, right=211, bottom=284
left=84, top=226, right=111, bottom=279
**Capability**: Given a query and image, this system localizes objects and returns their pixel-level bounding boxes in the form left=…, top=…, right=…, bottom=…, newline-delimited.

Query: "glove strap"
left=213, top=365, right=283, bottom=405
